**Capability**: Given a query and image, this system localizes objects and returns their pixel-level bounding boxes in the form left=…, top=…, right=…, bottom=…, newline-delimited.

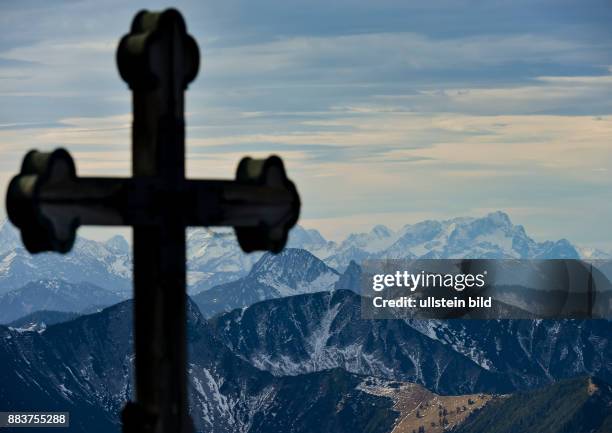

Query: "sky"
left=0, top=0, right=611, bottom=249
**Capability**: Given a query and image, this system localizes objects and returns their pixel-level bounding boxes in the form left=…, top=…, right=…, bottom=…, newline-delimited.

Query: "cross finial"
left=117, top=9, right=199, bottom=93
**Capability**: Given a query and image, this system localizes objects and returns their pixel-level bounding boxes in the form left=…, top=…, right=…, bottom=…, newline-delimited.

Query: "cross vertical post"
left=116, top=9, right=197, bottom=433
left=5, top=8, right=300, bottom=433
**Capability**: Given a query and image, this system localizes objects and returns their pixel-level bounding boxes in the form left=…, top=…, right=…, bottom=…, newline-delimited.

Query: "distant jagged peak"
left=341, top=226, right=397, bottom=253
left=334, top=260, right=362, bottom=292
left=0, top=278, right=124, bottom=324
left=186, top=227, right=247, bottom=263
left=289, top=225, right=327, bottom=243
left=399, top=218, right=444, bottom=233
left=344, top=260, right=361, bottom=274
left=370, top=224, right=393, bottom=238
left=104, top=234, right=130, bottom=254
left=251, top=248, right=338, bottom=277
left=187, top=226, right=234, bottom=240
left=483, top=210, right=513, bottom=226
left=320, top=210, right=591, bottom=270
left=245, top=248, right=340, bottom=297
left=0, top=218, right=20, bottom=254
left=397, top=211, right=512, bottom=233
left=389, top=211, right=577, bottom=259
left=287, top=225, right=335, bottom=257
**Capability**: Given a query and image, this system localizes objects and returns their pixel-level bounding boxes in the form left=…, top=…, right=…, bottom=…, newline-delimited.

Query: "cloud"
left=0, top=0, right=611, bottom=249
left=198, top=32, right=610, bottom=87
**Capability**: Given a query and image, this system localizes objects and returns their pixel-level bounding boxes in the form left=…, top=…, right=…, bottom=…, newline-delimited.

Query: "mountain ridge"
left=0, top=211, right=607, bottom=299
left=209, top=289, right=515, bottom=395
left=0, top=279, right=123, bottom=324
left=210, top=289, right=612, bottom=394
left=193, top=248, right=340, bottom=317
left=4, top=296, right=611, bottom=433
left=1, top=297, right=402, bottom=433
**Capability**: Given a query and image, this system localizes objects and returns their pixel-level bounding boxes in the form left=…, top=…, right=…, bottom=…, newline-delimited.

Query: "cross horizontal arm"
left=6, top=149, right=300, bottom=254
left=186, top=180, right=296, bottom=226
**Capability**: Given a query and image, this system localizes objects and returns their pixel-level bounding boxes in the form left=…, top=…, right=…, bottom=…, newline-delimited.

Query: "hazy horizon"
left=2, top=210, right=602, bottom=254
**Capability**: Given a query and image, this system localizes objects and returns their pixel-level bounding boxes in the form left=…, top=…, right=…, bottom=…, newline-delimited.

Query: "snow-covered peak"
left=287, top=225, right=337, bottom=260
left=249, top=248, right=340, bottom=296
left=0, top=219, right=20, bottom=255
left=341, top=228, right=398, bottom=254
left=323, top=211, right=583, bottom=269
left=0, top=210, right=593, bottom=301
left=370, top=224, right=393, bottom=239
left=288, top=225, right=327, bottom=248
left=251, top=248, right=337, bottom=279
left=104, top=235, right=130, bottom=254
left=485, top=210, right=513, bottom=227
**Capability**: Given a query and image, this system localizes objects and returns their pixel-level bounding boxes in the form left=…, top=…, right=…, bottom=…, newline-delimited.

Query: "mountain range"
left=1, top=211, right=608, bottom=297
left=2, top=210, right=607, bottom=323
left=9, top=284, right=609, bottom=397
left=2, top=211, right=612, bottom=432
left=297, top=211, right=591, bottom=271
left=210, top=289, right=612, bottom=393
left=0, top=279, right=121, bottom=323
left=209, top=289, right=511, bottom=394
left=0, top=230, right=132, bottom=295
left=1, top=299, right=400, bottom=433
left=193, top=248, right=339, bottom=317
left=3, top=294, right=611, bottom=433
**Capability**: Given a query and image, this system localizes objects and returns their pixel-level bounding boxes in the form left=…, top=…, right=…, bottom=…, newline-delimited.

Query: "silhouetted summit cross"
left=5, top=9, right=300, bottom=433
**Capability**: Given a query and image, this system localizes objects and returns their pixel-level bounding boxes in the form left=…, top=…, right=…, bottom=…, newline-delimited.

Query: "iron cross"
left=5, top=9, right=300, bottom=433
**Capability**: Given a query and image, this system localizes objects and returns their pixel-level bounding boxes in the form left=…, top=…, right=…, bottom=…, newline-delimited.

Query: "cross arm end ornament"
left=6, top=148, right=79, bottom=253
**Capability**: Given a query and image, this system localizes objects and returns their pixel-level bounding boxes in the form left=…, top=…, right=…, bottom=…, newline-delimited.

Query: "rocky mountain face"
left=407, top=318, right=612, bottom=390
left=0, top=304, right=133, bottom=432
left=193, top=249, right=340, bottom=317
left=331, top=261, right=612, bottom=389
left=209, top=290, right=512, bottom=395
left=0, top=279, right=123, bottom=323
left=210, top=290, right=612, bottom=394
left=0, top=300, right=399, bottom=433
